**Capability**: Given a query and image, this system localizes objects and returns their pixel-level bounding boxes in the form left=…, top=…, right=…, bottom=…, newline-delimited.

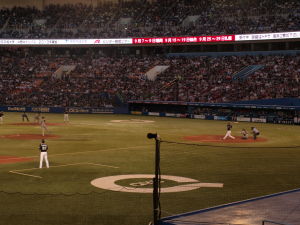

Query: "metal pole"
left=153, top=136, right=160, bottom=225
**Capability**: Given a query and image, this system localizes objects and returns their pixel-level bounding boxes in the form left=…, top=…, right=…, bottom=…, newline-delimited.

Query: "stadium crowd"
left=0, top=0, right=299, bottom=38
left=0, top=48, right=299, bottom=107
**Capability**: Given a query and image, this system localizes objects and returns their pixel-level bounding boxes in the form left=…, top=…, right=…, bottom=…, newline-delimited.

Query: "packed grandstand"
left=0, top=48, right=299, bottom=107
left=0, top=0, right=299, bottom=38
left=0, top=0, right=299, bottom=108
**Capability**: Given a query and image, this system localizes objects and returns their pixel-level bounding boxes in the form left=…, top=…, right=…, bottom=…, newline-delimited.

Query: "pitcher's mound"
left=0, top=134, right=60, bottom=140
left=183, top=135, right=267, bottom=143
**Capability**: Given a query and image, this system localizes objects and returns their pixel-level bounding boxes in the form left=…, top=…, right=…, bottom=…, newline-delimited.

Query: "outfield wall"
left=0, top=106, right=114, bottom=114
left=1, top=103, right=299, bottom=125
left=131, top=111, right=299, bottom=125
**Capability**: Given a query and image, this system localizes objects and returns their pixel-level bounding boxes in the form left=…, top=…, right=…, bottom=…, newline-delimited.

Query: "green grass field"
left=0, top=112, right=300, bottom=225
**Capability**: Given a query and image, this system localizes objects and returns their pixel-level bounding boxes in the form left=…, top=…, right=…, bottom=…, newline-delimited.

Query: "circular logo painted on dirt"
left=91, top=174, right=223, bottom=193
left=109, top=119, right=155, bottom=124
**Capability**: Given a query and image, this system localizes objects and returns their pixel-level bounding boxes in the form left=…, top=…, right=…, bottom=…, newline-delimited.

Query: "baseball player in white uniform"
left=64, top=109, right=69, bottom=123
left=39, top=139, right=49, bottom=168
left=251, top=127, right=260, bottom=140
left=223, top=122, right=236, bottom=140
left=241, top=128, right=248, bottom=139
left=0, top=111, right=4, bottom=124
left=40, top=116, right=48, bottom=136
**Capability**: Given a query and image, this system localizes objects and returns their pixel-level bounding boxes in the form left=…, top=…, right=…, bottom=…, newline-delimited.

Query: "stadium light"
left=147, top=133, right=158, bottom=139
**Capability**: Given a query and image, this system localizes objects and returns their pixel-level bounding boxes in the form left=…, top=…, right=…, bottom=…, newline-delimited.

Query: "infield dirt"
left=0, top=156, right=34, bottom=164
left=0, top=134, right=60, bottom=140
left=183, top=135, right=267, bottom=143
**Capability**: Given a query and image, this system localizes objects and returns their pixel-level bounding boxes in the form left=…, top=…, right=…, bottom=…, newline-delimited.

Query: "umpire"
left=22, top=112, right=29, bottom=122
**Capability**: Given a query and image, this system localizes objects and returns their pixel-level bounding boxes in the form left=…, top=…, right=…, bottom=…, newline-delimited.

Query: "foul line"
left=9, top=162, right=119, bottom=179
left=9, top=171, right=42, bottom=179
left=49, top=144, right=151, bottom=158
left=11, top=144, right=152, bottom=160
left=85, top=162, right=119, bottom=169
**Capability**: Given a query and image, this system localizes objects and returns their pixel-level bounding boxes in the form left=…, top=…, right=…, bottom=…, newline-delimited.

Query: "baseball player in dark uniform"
left=22, top=112, right=30, bottom=122
left=39, top=139, right=49, bottom=168
left=223, top=122, right=236, bottom=140
left=34, top=112, right=41, bottom=123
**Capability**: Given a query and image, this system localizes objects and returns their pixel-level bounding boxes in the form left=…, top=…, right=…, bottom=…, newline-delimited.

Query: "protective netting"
left=156, top=140, right=300, bottom=225
left=1, top=140, right=300, bottom=225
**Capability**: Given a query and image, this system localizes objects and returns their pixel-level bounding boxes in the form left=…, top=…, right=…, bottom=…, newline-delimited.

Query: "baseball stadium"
left=0, top=1, right=300, bottom=225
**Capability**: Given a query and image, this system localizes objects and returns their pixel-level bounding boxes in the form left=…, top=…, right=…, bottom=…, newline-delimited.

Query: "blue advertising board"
left=0, top=106, right=114, bottom=114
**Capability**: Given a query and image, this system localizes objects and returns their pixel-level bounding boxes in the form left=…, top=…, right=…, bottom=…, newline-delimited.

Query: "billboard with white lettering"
left=0, top=31, right=299, bottom=46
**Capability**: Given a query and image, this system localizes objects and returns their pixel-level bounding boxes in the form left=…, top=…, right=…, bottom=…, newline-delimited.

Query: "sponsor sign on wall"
left=251, top=118, right=267, bottom=123
left=165, top=113, right=176, bottom=117
left=0, top=106, right=113, bottom=114
left=194, top=114, right=206, bottom=119
left=213, top=116, right=228, bottom=121
left=237, top=117, right=251, bottom=122
left=148, top=112, right=160, bottom=116
left=7, top=106, right=26, bottom=112
left=131, top=111, right=142, bottom=115
left=91, top=108, right=114, bottom=114
left=31, top=107, right=50, bottom=113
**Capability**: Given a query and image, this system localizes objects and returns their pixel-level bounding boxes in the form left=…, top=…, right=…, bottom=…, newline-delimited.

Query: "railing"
left=262, top=220, right=293, bottom=225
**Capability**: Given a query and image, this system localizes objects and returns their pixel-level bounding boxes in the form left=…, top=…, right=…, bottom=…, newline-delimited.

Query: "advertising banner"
left=236, top=31, right=300, bottom=41
left=165, top=113, right=176, bottom=117
left=0, top=106, right=113, bottom=114
left=148, top=112, right=160, bottom=116
left=194, top=114, right=206, bottom=119
left=6, top=106, right=27, bottom=112
left=237, top=117, right=251, bottom=122
left=133, top=35, right=235, bottom=44
left=214, top=116, right=228, bottom=121
left=91, top=108, right=114, bottom=114
left=0, top=38, right=132, bottom=46
left=131, top=111, right=142, bottom=115
left=1, top=31, right=300, bottom=46
left=251, top=118, right=267, bottom=123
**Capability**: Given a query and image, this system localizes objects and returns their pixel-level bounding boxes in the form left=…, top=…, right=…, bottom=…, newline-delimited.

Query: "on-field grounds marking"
left=109, top=119, right=155, bottom=124
left=91, top=174, right=223, bottom=193
left=6, top=144, right=152, bottom=160
left=0, top=156, right=34, bottom=164
left=9, top=162, right=119, bottom=178
left=6, top=144, right=150, bottom=178
left=47, top=144, right=152, bottom=158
